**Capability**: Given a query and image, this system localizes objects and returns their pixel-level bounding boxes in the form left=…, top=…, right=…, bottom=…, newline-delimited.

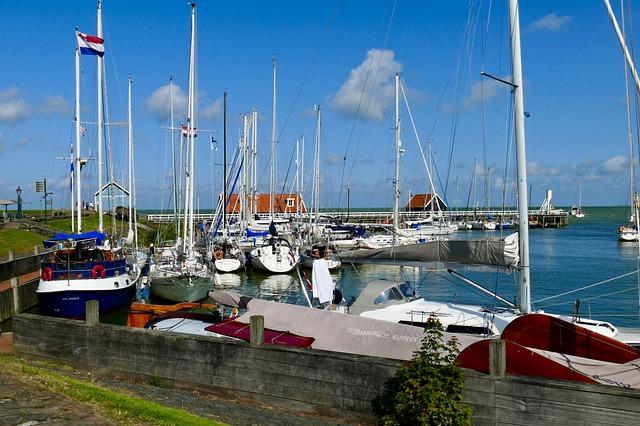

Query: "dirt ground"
left=0, top=332, right=357, bottom=425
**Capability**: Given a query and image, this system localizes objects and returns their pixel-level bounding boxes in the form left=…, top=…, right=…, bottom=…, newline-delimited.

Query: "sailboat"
left=570, top=177, right=586, bottom=218
left=149, top=2, right=214, bottom=301
left=249, top=58, right=299, bottom=274
left=36, top=1, right=140, bottom=319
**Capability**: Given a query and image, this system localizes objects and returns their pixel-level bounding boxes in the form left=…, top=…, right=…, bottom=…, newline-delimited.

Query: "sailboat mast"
left=183, top=2, right=197, bottom=253
left=252, top=109, right=258, bottom=219
left=75, top=47, right=82, bottom=233
left=127, top=76, right=133, bottom=236
left=314, top=105, right=321, bottom=222
left=96, top=0, right=104, bottom=233
left=270, top=57, right=277, bottom=220
left=393, top=74, right=401, bottom=232
left=223, top=91, right=228, bottom=234
left=169, top=77, right=179, bottom=238
left=509, top=0, right=531, bottom=314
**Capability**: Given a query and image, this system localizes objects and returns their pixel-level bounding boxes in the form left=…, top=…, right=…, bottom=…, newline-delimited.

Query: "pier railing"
left=145, top=209, right=567, bottom=224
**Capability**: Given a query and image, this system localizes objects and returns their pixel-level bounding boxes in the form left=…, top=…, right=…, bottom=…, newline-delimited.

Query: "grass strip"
left=0, top=354, right=224, bottom=426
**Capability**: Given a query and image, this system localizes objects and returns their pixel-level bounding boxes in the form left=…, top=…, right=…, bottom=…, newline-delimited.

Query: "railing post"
left=11, top=277, right=19, bottom=314
left=85, top=300, right=100, bottom=326
left=489, top=339, right=507, bottom=377
left=34, top=246, right=40, bottom=255
left=250, top=315, right=264, bottom=348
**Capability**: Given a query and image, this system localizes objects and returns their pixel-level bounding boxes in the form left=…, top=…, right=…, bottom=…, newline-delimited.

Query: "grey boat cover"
left=235, top=298, right=479, bottom=361
left=339, top=232, right=519, bottom=270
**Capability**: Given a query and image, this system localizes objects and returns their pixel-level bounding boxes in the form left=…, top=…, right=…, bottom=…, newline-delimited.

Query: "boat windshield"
left=373, top=287, right=405, bottom=305
left=397, top=282, right=416, bottom=299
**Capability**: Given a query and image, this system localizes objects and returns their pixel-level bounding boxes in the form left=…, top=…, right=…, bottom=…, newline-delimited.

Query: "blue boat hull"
left=37, top=285, right=136, bottom=320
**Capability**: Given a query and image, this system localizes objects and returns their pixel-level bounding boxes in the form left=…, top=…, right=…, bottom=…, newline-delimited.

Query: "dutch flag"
left=76, top=31, right=104, bottom=57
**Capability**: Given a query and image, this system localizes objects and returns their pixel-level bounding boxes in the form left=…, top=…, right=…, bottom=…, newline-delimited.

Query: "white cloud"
left=201, top=97, right=223, bottom=120
left=530, top=13, right=572, bottom=33
left=462, top=78, right=507, bottom=110
left=146, top=83, right=187, bottom=122
left=40, top=95, right=71, bottom=115
left=327, top=154, right=343, bottom=165
left=0, top=87, right=29, bottom=124
left=13, top=136, right=29, bottom=149
left=331, top=49, right=402, bottom=121
left=600, top=155, right=627, bottom=174
left=0, top=133, right=5, bottom=155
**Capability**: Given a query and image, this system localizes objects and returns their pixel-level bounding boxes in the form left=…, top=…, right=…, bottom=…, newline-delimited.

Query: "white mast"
left=393, top=74, right=401, bottom=233
left=183, top=2, right=197, bottom=254
left=96, top=0, right=104, bottom=233
left=252, top=109, right=258, bottom=220
left=127, top=76, right=133, bottom=240
left=509, top=0, right=531, bottom=314
left=75, top=46, right=82, bottom=233
left=295, top=137, right=300, bottom=219
left=169, top=77, right=179, bottom=238
left=313, top=105, right=321, bottom=223
left=270, top=57, right=277, bottom=220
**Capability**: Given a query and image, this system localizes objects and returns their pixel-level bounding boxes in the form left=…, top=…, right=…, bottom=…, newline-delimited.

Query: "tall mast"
left=295, top=137, right=300, bottom=219
left=127, top=76, right=133, bottom=238
left=509, top=0, right=531, bottom=314
left=314, top=105, right=321, bottom=222
left=96, top=0, right=104, bottom=233
left=169, top=77, right=179, bottom=238
left=252, top=109, right=258, bottom=220
left=75, top=46, right=82, bottom=233
left=393, top=74, right=401, bottom=233
left=183, top=2, right=197, bottom=253
left=222, top=91, right=228, bottom=235
left=270, top=57, right=277, bottom=219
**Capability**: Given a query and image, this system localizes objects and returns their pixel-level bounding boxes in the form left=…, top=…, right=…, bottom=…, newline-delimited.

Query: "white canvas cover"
left=311, top=259, right=334, bottom=304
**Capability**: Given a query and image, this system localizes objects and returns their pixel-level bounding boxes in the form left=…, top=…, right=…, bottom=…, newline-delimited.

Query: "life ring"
left=214, top=250, right=224, bottom=261
left=42, top=267, right=53, bottom=281
left=92, top=265, right=106, bottom=279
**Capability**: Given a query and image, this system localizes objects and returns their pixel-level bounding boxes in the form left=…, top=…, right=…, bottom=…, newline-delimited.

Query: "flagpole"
left=96, top=0, right=104, bottom=233
left=75, top=46, right=82, bottom=233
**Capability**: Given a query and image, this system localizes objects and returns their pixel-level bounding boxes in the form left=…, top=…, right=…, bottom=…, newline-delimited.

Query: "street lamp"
left=16, top=186, right=22, bottom=219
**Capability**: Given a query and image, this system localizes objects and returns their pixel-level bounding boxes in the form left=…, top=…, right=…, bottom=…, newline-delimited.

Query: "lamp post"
left=16, top=186, right=22, bottom=219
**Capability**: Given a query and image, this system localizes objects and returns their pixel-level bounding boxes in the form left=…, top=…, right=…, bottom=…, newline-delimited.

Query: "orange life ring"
left=92, top=265, right=106, bottom=279
left=42, top=267, right=53, bottom=281
left=214, top=250, right=224, bottom=261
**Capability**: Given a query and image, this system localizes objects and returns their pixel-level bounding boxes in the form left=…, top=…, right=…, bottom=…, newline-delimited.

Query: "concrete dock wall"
left=12, top=313, right=640, bottom=425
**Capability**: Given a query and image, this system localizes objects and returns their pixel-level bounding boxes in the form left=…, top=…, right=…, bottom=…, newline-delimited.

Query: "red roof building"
left=405, top=193, right=447, bottom=212
left=225, top=193, right=307, bottom=214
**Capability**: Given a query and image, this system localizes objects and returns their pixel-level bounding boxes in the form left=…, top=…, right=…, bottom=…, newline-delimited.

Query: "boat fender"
left=92, top=265, right=106, bottom=279
left=214, top=250, right=224, bottom=261
left=42, top=266, right=53, bottom=281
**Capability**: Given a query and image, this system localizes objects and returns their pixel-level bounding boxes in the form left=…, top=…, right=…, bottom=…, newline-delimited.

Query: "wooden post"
left=34, top=246, right=40, bottom=255
left=8, top=250, right=14, bottom=261
left=250, top=315, right=264, bottom=348
left=489, top=339, right=506, bottom=377
left=11, top=277, right=19, bottom=314
left=85, top=300, right=99, bottom=326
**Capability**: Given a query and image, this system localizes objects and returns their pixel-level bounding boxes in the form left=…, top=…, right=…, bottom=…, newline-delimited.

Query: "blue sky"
left=0, top=1, right=636, bottom=210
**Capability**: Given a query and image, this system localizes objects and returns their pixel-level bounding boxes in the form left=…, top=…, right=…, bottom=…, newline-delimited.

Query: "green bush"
left=372, top=317, right=472, bottom=425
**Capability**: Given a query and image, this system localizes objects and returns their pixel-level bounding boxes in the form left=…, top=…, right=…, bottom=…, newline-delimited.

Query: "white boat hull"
left=250, top=244, right=299, bottom=274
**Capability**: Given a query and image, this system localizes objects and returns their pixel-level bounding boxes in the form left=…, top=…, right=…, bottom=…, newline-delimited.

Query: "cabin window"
left=286, top=198, right=295, bottom=207
left=373, top=287, right=404, bottom=305
left=398, top=283, right=415, bottom=299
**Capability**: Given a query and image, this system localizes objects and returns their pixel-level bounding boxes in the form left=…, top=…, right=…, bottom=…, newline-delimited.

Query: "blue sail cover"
left=43, top=231, right=106, bottom=248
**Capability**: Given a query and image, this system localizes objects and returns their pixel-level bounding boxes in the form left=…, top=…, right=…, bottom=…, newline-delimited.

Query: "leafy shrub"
left=372, top=316, right=472, bottom=425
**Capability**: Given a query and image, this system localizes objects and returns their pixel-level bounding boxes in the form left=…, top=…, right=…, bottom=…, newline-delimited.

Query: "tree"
left=372, top=316, right=472, bottom=425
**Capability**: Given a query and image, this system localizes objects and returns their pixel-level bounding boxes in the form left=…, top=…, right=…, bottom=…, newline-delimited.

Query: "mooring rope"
left=533, top=270, right=639, bottom=304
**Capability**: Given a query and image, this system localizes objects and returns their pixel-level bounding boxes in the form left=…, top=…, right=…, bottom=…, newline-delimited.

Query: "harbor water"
left=205, top=206, right=640, bottom=329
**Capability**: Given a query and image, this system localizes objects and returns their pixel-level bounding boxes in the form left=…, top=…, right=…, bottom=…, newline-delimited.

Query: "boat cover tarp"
left=339, top=232, right=519, bottom=269
left=235, top=298, right=479, bottom=360
left=457, top=338, right=640, bottom=388
left=43, top=231, right=106, bottom=248
left=205, top=320, right=315, bottom=348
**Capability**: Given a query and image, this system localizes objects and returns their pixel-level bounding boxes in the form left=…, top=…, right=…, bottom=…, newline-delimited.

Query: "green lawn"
left=0, top=228, right=45, bottom=258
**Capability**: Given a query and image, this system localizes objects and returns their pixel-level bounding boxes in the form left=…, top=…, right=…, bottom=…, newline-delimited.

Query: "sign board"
left=35, top=181, right=45, bottom=193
